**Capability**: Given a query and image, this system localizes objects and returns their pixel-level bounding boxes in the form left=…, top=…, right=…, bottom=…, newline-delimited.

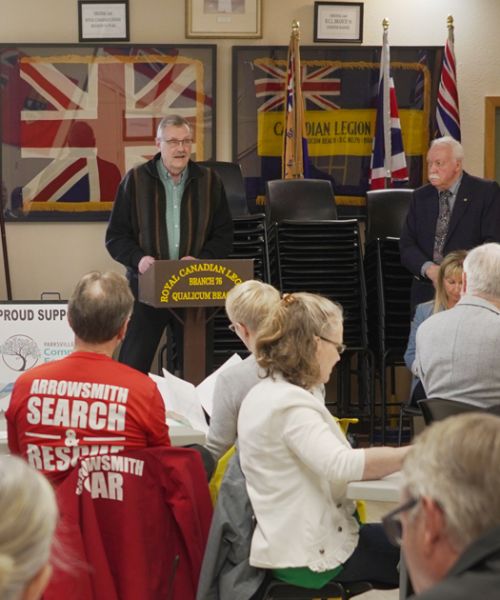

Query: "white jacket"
left=238, top=376, right=365, bottom=572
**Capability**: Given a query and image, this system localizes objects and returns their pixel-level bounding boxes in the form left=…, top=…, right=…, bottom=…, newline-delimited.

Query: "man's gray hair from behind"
left=403, top=412, right=500, bottom=552
left=463, top=242, right=500, bottom=299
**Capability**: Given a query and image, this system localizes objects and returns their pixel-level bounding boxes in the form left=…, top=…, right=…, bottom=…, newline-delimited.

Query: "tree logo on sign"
left=1, top=335, right=40, bottom=371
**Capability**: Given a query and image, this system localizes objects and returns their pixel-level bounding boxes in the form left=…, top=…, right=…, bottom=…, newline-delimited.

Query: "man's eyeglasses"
left=228, top=323, right=237, bottom=333
left=382, top=496, right=419, bottom=546
left=159, top=138, right=193, bottom=148
left=318, top=335, right=346, bottom=355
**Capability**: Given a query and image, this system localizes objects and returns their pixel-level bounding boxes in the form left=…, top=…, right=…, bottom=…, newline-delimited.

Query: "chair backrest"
left=365, top=188, right=414, bottom=243
left=418, top=397, right=500, bottom=425
left=259, top=577, right=373, bottom=599
left=46, top=447, right=212, bottom=600
left=198, top=160, right=248, bottom=217
left=265, top=178, right=337, bottom=223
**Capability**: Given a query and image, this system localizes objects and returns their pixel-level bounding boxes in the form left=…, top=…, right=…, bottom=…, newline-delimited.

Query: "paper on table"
left=150, top=353, right=244, bottom=433
left=194, top=352, right=243, bottom=416
left=150, top=371, right=208, bottom=434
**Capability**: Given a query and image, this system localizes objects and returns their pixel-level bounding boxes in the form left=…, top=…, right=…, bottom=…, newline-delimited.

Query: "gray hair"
left=463, top=243, right=500, bottom=299
left=225, top=280, right=280, bottom=333
left=68, top=271, right=134, bottom=344
left=0, top=456, right=58, bottom=600
left=430, top=136, right=464, bottom=161
left=156, top=115, right=191, bottom=139
left=403, top=412, right=500, bottom=551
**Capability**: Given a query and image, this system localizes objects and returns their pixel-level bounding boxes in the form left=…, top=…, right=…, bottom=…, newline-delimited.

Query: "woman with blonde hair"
left=0, top=456, right=58, bottom=600
left=206, top=279, right=281, bottom=460
left=238, top=292, right=409, bottom=590
left=404, top=249, right=467, bottom=403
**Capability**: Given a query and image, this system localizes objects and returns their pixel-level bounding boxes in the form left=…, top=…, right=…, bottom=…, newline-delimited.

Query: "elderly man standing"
left=383, top=412, right=500, bottom=598
left=106, top=114, right=234, bottom=374
left=414, top=243, right=500, bottom=404
left=400, top=136, right=500, bottom=310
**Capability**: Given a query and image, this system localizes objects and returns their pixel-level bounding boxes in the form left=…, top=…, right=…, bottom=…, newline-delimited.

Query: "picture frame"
left=232, top=45, right=441, bottom=211
left=0, top=43, right=216, bottom=222
left=314, top=2, right=363, bottom=43
left=186, top=0, right=262, bottom=39
left=78, top=0, right=130, bottom=42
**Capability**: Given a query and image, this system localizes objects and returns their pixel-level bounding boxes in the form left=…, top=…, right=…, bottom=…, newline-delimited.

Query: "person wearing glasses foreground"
left=237, top=293, right=410, bottom=590
left=383, top=412, right=500, bottom=599
left=105, top=114, right=233, bottom=374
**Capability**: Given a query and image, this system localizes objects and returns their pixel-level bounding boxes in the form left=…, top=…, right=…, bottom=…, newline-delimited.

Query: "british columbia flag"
left=369, top=25, right=409, bottom=190
left=436, top=19, right=460, bottom=141
left=3, top=48, right=211, bottom=216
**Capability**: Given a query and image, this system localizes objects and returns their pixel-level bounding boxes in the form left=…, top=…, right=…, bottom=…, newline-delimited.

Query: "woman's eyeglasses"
left=318, top=335, right=346, bottom=355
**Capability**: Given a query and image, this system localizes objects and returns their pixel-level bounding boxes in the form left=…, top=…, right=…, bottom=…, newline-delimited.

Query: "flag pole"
left=447, top=14, right=454, bottom=44
left=382, top=18, right=392, bottom=189
left=0, top=188, right=13, bottom=300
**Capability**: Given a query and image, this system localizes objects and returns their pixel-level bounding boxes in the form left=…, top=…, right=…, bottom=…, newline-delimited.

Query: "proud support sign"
left=0, top=303, right=73, bottom=413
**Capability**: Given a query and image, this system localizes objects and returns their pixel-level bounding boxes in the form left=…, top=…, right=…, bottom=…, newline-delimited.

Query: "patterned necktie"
left=433, top=189, right=452, bottom=264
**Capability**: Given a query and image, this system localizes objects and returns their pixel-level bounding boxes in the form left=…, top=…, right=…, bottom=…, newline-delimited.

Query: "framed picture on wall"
left=78, top=0, right=130, bottom=42
left=0, top=43, right=216, bottom=222
left=314, top=2, right=364, bottom=43
left=186, top=0, right=262, bottom=38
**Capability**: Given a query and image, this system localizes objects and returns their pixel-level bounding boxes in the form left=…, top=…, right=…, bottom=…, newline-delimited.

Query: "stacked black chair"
left=274, top=218, right=370, bottom=418
left=365, top=238, right=413, bottom=443
left=210, top=213, right=276, bottom=370
left=198, top=160, right=248, bottom=217
left=265, top=178, right=337, bottom=223
left=265, top=179, right=369, bottom=418
left=364, top=188, right=414, bottom=443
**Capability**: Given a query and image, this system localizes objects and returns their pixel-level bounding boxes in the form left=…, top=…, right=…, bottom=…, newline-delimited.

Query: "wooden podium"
left=139, top=259, right=254, bottom=384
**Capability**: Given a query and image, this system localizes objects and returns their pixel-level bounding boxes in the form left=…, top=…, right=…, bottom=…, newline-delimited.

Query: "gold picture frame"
left=484, top=96, right=500, bottom=182
left=186, top=0, right=262, bottom=39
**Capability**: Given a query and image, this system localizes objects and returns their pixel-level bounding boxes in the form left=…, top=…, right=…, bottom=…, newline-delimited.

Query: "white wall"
left=1, top=0, right=499, bottom=299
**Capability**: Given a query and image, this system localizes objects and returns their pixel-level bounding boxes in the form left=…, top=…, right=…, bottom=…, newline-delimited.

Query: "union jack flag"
left=254, top=59, right=341, bottom=113
left=369, top=25, right=409, bottom=190
left=436, top=18, right=461, bottom=141
left=4, top=48, right=211, bottom=216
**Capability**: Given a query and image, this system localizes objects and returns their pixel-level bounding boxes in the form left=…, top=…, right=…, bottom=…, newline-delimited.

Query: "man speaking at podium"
left=106, top=115, right=233, bottom=374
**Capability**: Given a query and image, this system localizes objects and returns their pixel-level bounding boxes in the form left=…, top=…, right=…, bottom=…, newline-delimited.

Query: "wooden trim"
left=484, top=96, right=500, bottom=179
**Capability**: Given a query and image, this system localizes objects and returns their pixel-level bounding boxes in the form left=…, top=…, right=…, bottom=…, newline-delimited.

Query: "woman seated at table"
left=237, top=292, right=409, bottom=590
left=404, top=250, right=467, bottom=404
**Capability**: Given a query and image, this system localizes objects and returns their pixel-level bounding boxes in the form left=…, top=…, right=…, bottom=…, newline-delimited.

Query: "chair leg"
left=398, top=407, right=404, bottom=446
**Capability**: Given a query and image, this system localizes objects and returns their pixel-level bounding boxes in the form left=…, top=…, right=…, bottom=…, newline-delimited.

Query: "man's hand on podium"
left=138, top=255, right=155, bottom=274
left=181, top=256, right=196, bottom=260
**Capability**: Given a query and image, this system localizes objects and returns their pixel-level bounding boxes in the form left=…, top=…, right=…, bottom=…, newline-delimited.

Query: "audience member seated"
left=404, top=250, right=466, bottom=405
left=415, top=243, right=500, bottom=404
left=7, top=271, right=170, bottom=485
left=238, top=293, right=409, bottom=590
left=0, top=455, right=58, bottom=600
left=384, top=412, right=500, bottom=599
left=206, top=280, right=280, bottom=461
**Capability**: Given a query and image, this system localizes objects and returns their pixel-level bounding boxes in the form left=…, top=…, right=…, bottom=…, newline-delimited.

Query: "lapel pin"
left=463, top=198, right=468, bottom=202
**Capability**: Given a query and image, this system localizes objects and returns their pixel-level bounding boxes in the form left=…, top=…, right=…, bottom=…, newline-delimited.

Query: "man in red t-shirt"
left=7, top=271, right=171, bottom=485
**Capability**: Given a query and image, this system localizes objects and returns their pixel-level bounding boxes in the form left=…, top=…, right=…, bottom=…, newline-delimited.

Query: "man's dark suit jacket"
left=400, top=171, right=500, bottom=307
left=408, top=526, right=500, bottom=599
